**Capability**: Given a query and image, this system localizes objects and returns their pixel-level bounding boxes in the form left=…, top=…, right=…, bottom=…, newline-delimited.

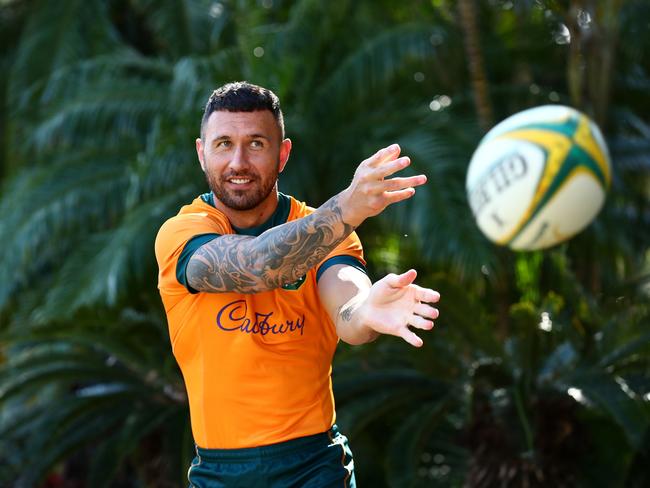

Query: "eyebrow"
left=211, top=133, right=271, bottom=143
left=248, top=133, right=271, bottom=140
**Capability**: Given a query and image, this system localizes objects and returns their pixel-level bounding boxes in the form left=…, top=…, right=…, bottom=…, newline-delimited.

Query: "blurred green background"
left=0, top=0, right=649, bottom=486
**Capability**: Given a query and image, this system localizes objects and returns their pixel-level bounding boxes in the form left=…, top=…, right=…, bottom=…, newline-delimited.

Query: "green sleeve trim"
left=316, top=256, right=367, bottom=282
left=176, top=233, right=221, bottom=293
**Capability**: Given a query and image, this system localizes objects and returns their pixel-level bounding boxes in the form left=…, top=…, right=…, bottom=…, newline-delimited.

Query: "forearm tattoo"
left=186, top=195, right=355, bottom=294
left=340, top=305, right=355, bottom=322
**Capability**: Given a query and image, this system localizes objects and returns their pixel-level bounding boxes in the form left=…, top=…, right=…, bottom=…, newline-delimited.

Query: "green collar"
left=200, top=192, right=291, bottom=237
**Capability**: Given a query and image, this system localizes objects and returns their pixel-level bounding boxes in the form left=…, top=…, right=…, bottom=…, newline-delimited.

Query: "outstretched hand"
left=340, top=144, right=427, bottom=227
left=359, top=269, right=440, bottom=347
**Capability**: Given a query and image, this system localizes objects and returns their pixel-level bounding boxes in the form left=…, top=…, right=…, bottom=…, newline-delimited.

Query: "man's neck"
left=214, top=190, right=280, bottom=230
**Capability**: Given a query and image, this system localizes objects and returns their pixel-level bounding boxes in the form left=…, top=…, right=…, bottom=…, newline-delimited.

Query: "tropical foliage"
left=0, top=0, right=648, bottom=486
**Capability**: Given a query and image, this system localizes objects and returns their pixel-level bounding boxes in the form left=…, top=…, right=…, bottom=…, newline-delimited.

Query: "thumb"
left=387, top=269, right=417, bottom=288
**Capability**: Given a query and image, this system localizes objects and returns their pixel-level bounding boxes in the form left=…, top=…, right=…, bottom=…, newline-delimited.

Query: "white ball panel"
left=467, top=139, right=546, bottom=242
left=510, top=173, right=606, bottom=250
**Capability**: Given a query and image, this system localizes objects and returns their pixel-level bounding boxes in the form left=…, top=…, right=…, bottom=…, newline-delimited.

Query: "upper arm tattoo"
left=186, top=195, right=355, bottom=294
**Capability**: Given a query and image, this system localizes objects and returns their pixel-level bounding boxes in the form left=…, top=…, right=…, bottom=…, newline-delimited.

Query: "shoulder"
left=286, top=194, right=315, bottom=220
left=155, top=197, right=231, bottom=258
left=162, top=197, right=230, bottom=231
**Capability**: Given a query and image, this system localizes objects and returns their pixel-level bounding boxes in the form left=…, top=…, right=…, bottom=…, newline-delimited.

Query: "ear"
left=278, top=138, right=292, bottom=174
left=196, top=138, right=206, bottom=172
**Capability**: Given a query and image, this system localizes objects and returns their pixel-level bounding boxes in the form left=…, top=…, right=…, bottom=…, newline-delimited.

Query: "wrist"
left=351, top=297, right=380, bottom=341
left=336, top=290, right=378, bottom=345
left=338, top=188, right=365, bottom=228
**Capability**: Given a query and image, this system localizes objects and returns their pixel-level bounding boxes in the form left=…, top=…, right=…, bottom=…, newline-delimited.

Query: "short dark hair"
left=200, top=81, right=285, bottom=139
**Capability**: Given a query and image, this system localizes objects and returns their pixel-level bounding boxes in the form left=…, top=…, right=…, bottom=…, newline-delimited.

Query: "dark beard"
left=206, top=172, right=278, bottom=211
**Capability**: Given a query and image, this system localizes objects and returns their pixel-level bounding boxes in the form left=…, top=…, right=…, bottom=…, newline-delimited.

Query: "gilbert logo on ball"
left=465, top=105, right=611, bottom=250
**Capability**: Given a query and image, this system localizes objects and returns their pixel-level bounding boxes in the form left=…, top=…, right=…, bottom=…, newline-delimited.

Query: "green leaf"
left=569, top=370, right=649, bottom=448
left=537, top=341, right=578, bottom=387
left=598, top=332, right=650, bottom=369
left=386, top=396, right=451, bottom=487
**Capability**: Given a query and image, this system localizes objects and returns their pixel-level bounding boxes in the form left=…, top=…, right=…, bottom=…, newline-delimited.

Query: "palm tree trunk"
left=590, top=0, right=622, bottom=129
left=566, top=0, right=585, bottom=108
left=567, top=0, right=622, bottom=128
left=458, top=0, right=494, bottom=132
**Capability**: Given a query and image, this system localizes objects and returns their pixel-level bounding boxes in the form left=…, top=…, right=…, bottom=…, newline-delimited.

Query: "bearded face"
left=204, top=156, right=280, bottom=211
left=197, top=110, right=290, bottom=216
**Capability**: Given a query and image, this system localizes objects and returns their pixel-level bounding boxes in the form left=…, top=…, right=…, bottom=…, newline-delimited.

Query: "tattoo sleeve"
left=186, top=194, right=355, bottom=294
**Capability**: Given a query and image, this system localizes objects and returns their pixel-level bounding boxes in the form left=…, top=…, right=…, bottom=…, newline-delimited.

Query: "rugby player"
left=155, top=81, right=440, bottom=487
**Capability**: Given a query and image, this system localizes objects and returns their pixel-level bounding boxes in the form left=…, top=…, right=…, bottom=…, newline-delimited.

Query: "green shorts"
left=187, top=425, right=356, bottom=488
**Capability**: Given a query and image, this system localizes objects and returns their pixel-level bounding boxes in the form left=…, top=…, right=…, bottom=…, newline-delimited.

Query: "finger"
left=381, top=188, right=417, bottom=205
left=413, top=286, right=441, bottom=303
left=386, top=269, right=417, bottom=288
left=366, top=144, right=401, bottom=167
left=409, top=315, right=435, bottom=330
left=376, top=156, right=411, bottom=178
left=383, top=175, right=428, bottom=191
left=413, top=303, right=439, bottom=320
left=399, top=327, right=424, bottom=348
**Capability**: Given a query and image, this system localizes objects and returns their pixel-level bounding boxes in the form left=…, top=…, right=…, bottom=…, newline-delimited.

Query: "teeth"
left=229, top=178, right=251, bottom=184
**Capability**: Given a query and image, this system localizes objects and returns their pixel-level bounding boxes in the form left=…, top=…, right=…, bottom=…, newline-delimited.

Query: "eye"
left=216, top=140, right=231, bottom=149
left=250, top=139, right=264, bottom=149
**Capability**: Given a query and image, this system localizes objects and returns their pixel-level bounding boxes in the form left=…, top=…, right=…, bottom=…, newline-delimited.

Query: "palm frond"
left=27, top=78, right=169, bottom=154
left=385, top=397, right=457, bottom=487
left=566, top=369, right=649, bottom=448
left=0, top=153, right=130, bottom=314
left=313, top=23, right=459, bottom=118
left=0, top=317, right=187, bottom=486
left=169, top=47, right=245, bottom=115
left=8, top=0, right=123, bottom=112
left=34, top=192, right=188, bottom=323
left=133, top=0, right=218, bottom=57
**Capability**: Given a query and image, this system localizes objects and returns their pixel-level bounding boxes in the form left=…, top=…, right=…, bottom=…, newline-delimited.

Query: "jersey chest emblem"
left=281, top=275, right=306, bottom=290
left=216, top=299, right=305, bottom=336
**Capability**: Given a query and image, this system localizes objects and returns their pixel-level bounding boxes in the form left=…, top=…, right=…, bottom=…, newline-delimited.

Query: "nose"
left=229, top=145, right=248, bottom=172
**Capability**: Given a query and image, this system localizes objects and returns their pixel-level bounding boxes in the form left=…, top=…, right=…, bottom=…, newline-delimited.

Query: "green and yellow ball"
left=466, top=105, right=611, bottom=250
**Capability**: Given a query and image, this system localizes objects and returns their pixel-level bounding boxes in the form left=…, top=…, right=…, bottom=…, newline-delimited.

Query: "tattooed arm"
left=186, top=194, right=354, bottom=293
left=318, top=265, right=441, bottom=347
left=187, top=144, right=427, bottom=294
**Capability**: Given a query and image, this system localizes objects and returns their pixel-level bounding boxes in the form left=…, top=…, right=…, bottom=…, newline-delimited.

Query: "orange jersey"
left=155, top=193, right=365, bottom=449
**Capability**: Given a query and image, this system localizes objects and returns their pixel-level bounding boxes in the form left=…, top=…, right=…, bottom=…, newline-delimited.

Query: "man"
left=155, top=81, right=440, bottom=487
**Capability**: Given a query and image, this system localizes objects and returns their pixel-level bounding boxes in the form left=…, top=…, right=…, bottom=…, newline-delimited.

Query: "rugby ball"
left=465, top=105, right=611, bottom=250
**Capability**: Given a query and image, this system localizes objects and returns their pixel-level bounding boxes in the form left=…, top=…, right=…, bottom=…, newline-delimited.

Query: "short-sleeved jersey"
left=155, top=192, right=365, bottom=449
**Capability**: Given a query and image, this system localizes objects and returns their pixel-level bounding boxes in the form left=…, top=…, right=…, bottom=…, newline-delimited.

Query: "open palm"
left=362, top=269, right=440, bottom=347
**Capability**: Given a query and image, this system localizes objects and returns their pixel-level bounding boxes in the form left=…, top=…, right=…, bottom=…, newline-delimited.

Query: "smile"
left=228, top=178, right=252, bottom=185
